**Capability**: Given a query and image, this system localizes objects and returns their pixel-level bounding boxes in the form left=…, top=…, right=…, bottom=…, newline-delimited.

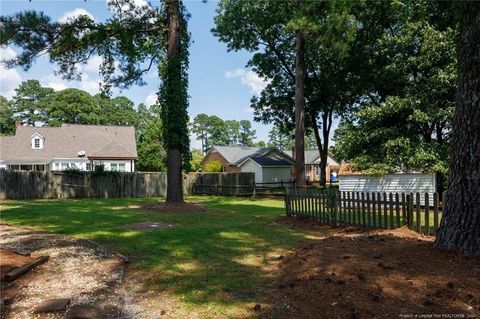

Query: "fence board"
left=433, top=193, right=439, bottom=233
left=416, top=192, right=421, bottom=233
left=425, top=193, right=430, bottom=235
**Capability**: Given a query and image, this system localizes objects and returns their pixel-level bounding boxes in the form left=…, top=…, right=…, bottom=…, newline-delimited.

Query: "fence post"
left=407, top=192, right=414, bottom=229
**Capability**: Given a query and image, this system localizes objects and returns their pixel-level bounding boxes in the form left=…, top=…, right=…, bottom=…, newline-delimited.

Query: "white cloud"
left=82, top=56, right=102, bottom=74
left=0, top=47, right=22, bottom=99
left=145, top=91, right=158, bottom=106
left=244, top=106, right=254, bottom=113
left=40, top=72, right=100, bottom=95
left=41, top=74, right=68, bottom=91
left=79, top=76, right=101, bottom=95
left=107, top=0, right=151, bottom=17
left=59, top=8, right=94, bottom=23
left=225, top=68, right=270, bottom=96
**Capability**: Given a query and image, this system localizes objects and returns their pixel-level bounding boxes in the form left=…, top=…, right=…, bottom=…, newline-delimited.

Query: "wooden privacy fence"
left=191, top=172, right=255, bottom=196
left=284, top=187, right=444, bottom=236
left=0, top=171, right=168, bottom=199
left=0, top=170, right=256, bottom=199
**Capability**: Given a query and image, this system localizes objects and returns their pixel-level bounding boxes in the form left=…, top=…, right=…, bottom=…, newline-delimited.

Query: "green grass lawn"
left=0, top=196, right=319, bottom=318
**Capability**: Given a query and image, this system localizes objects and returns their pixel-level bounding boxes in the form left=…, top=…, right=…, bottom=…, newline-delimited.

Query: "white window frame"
left=118, top=163, right=126, bottom=172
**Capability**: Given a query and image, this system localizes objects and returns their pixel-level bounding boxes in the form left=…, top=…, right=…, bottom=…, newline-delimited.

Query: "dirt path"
left=0, top=224, right=127, bottom=319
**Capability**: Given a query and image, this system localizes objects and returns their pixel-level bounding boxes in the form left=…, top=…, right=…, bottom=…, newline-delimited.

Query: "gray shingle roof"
left=0, top=124, right=137, bottom=163
left=282, top=149, right=339, bottom=166
left=212, top=146, right=275, bottom=164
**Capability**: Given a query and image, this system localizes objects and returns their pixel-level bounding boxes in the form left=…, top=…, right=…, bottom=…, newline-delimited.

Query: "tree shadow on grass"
left=0, top=197, right=323, bottom=318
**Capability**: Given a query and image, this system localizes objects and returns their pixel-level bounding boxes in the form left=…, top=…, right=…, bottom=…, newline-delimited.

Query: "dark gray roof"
left=0, top=124, right=137, bottom=163
left=248, top=156, right=293, bottom=166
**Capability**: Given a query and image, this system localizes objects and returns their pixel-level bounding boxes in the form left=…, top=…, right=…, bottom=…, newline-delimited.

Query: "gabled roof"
left=283, top=149, right=339, bottom=166
left=208, top=146, right=276, bottom=165
left=0, top=124, right=137, bottom=163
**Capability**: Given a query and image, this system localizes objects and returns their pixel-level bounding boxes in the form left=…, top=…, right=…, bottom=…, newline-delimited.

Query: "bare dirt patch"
left=259, top=221, right=480, bottom=319
left=0, top=248, right=35, bottom=282
left=124, top=221, right=174, bottom=231
left=143, top=201, right=208, bottom=213
left=0, top=224, right=126, bottom=319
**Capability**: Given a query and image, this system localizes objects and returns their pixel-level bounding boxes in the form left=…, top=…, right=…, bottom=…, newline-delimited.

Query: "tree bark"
left=294, top=0, right=306, bottom=186
left=434, top=2, right=480, bottom=256
left=165, top=0, right=184, bottom=202
left=313, top=111, right=333, bottom=187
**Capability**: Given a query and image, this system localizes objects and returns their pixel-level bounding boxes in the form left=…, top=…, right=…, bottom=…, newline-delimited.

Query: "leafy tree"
left=95, top=95, right=138, bottom=127
left=189, top=148, right=203, bottom=172
left=238, top=120, right=256, bottom=146
left=136, top=119, right=166, bottom=172
left=191, top=114, right=257, bottom=152
left=268, top=123, right=293, bottom=150
left=252, top=140, right=267, bottom=147
left=435, top=2, right=480, bottom=256
left=213, top=0, right=352, bottom=186
left=204, top=160, right=223, bottom=172
left=191, top=113, right=211, bottom=154
left=46, top=88, right=101, bottom=126
left=332, top=0, right=457, bottom=183
left=0, top=96, right=15, bottom=135
left=1, top=0, right=190, bottom=202
left=224, top=120, right=240, bottom=146
left=11, top=80, right=53, bottom=126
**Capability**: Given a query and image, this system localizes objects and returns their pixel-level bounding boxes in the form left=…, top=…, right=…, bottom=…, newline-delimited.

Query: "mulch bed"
left=143, top=201, right=207, bottom=213
left=259, top=220, right=480, bottom=319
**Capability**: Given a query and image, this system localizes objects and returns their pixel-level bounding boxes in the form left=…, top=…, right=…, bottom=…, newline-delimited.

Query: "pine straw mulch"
left=258, top=217, right=480, bottom=319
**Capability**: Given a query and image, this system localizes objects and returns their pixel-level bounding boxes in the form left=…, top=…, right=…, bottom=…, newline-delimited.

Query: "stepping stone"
left=33, top=298, right=71, bottom=313
left=65, top=305, right=103, bottom=319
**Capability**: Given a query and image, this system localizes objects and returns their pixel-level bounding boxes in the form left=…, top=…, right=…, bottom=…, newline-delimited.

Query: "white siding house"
left=339, top=173, right=436, bottom=205
left=240, top=159, right=263, bottom=184
left=0, top=123, right=137, bottom=172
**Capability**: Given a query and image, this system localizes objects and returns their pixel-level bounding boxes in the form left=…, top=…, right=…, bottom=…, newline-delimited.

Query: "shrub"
left=204, top=160, right=223, bottom=172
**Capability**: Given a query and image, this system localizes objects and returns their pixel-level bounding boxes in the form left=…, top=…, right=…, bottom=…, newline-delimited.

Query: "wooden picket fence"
left=284, top=187, right=444, bottom=236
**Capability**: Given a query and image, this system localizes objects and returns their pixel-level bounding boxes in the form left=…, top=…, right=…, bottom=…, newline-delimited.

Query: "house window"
left=111, top=163, right=118, bottom=171
left=34, top=138, right=40, bottom=148
left=86, top=163, right=91, bottom=171
left=119, top=163, right=125, bottom=172
left=55, top=163, right=60, bottom=170
left=62, top=163, right=68, bottom=169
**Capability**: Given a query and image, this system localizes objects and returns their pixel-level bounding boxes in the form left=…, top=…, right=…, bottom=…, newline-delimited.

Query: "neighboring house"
left=0, top=122, right=137, bottom=172
left=338, top=173, right=436, bottom=205
left=200, top=146, right=294, bottom=184
left=283, top=149, right=340, bottom=182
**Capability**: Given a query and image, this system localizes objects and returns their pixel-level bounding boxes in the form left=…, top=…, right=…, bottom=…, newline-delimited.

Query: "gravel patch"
left=0, top=224, right=126, bottom=319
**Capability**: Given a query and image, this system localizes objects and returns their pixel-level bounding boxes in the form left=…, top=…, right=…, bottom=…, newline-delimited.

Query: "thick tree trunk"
left=434, top=2, right=480, bottom=256
left=165, top=0, right=184, bottom=202
left=294, top=1, right=306, bottom=186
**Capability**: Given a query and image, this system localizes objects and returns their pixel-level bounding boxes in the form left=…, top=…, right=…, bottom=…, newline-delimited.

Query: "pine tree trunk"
left=294, top=0, right=306, bottom=187
left=434, top=2, right=480, bottom=256
left=165, top=0, right=184, bottom=203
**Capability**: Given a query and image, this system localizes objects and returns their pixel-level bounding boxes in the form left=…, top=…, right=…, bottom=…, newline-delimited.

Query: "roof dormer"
left=31, top=132, right=44, bottom=149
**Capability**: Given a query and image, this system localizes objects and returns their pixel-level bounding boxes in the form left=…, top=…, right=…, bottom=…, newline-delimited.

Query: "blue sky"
left=0, top=0, right=273, bottom=149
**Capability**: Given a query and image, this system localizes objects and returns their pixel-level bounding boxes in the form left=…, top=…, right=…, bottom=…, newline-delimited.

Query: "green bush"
left=204, top=160, right=223, bottom=172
